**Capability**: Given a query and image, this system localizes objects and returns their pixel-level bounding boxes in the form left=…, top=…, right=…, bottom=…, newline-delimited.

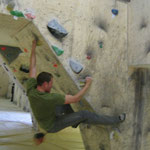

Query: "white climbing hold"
left=112, top=14, right=116, bottom=18
left=110, top=131, right=115, bottom=140
left=13, top=16, right=18, bottom=20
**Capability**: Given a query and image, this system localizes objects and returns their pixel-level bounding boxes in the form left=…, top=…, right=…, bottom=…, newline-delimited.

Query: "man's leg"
left=48, top=110, right=125, bottom=133
left=80, top=110, right=125, bottom=125
left=55, top=104, right=74, bottom=117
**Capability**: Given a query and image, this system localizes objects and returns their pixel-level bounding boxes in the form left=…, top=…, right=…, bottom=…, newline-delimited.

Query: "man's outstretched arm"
left=29, top=40, right=37, bottom=78
left=65, top=77, right=92, bottom=104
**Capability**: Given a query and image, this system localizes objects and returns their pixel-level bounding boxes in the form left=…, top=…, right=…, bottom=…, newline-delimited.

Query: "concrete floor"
left=0, top=98, right=85, bottom=150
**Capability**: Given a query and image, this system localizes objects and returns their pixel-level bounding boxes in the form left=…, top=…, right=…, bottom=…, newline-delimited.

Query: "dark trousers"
left=48, top=105, right=121, bottom=133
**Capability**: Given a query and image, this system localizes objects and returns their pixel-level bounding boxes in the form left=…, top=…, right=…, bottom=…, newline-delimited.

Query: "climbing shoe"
left=119, top=113, right=126, bottom=122
left=33, top=132, right=45, bottom=145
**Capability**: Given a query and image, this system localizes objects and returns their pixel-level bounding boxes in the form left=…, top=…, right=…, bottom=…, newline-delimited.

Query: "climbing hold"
left=32, top=33, right=42, bottom=46
left=6, top=2, right=15, bottom=12
left=24, top=48, right=28, bottom=53
left=86, top=51, right=93, bottom=60
left=20, top=65, right=29, bottom=73
left=0, top=45, right=22, bottom=64
left=99, top=41, right=103, bottom=48
left=111, top=9, right=119, bottom=16
left=52, top=45, right=64, bottom=56
left=10, top=10, right=24, bottom=17
left=24, top=8, right=36, bottom=20
left=1, top=47, right=6, bottom=51
left=25, top=13, right=36, bottom=19
left=13, top=69, right=17, bottom=72
left=69, top=59, right=83, bottom=74
left=87, top=55, right=91, bottom=60
left=47, top=19, right=68, bottom=39
left=79, top=79, right=86, bottom=87
left=53, top=63, right=58, bottom=68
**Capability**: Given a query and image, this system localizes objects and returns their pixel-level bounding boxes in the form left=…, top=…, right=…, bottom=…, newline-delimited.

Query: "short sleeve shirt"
left=26, top=78, right=65, bottom=131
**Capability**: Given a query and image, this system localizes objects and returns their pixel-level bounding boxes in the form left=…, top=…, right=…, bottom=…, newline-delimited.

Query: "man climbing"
left=26, top=40, right=126, bottom=145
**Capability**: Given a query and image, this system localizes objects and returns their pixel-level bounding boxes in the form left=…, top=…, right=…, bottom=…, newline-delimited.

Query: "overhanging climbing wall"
left=0, top=0, right=150, bottom=150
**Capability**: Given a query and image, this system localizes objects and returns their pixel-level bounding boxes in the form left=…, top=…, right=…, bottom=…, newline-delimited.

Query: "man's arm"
left=29, top=40, right=37, bottom=78
left=65, top=77, right=92, bottom=104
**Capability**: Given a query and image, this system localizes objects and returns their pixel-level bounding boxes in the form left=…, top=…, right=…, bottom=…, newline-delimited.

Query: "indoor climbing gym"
left=0, top=0, right=150, bottom=150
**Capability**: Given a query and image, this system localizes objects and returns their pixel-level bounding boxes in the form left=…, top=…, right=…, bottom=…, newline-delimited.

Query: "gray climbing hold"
left=47, top=19, right=68, bottom=39
left=69, top=59, right=83, bottom=74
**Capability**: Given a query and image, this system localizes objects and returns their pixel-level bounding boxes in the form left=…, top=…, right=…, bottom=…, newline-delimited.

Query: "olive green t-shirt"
left=26, top=78, right=65, bottom=131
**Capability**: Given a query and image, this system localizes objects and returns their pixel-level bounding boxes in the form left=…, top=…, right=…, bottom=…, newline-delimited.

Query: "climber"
left=27, top=40, right=126, bottom=145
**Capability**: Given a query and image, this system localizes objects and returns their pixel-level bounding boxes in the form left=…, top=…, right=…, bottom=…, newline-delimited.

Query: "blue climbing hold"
left=111, top=9, right=119, bottom=16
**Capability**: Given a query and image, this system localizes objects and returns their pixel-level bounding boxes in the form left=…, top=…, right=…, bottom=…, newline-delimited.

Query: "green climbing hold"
left=99, top=42, right=103, bottom=48
left=10, top=10, right=24, bottom=17
left=52, top=45, right=64, bottom=56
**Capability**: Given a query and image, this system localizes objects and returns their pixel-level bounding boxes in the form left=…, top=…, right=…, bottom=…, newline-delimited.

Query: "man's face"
left=45, top=79, right=53, bottom=93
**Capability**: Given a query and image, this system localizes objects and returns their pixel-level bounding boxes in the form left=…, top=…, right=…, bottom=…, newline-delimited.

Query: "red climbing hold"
left=53, top=64, right=58, bottom=68
left=87, top=55, right=91, bottom=60
left=1, top=47, right=6, bottom=51
left=13, top=69, right=17, bottom=72
left=24, top=48, right=28, bottom=53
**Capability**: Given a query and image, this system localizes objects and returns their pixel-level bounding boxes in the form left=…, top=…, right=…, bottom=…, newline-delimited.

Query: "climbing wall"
left=0, top=0, right=150, bottom=150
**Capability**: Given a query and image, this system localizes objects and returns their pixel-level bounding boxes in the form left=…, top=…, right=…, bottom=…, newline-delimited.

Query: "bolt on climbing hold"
left=87, top=55, right=91, bottom=60
left=79, top=79, right=86, bottom=87
left=10, top=10, right=25, bottom=18
left=32, top=33, right=42, bottom=46
left=13, top=69, right=17, bottom=72
left=6, top=2, right=15, bottom=12
left=111, top=9, right=119, bottom=16
left=20, top=65, right=29, bottom=73
left=99, top=42, right=103, bottom=48
left=24, top=48, right=28, bottom=53
left=24, top=8, right=36, bottom=20
left=52, top=45, right=64, bottom=56
left=69, top=58, right=83, bottom=74
left=36, top=40, right=42, bottom=46
left=86, top=51, right=93, bottom=60
left=47, top=19, right=68, bottom=39
left=1, top=47, right=6, bottom=51
left=53, top=63, right=58, bottom=68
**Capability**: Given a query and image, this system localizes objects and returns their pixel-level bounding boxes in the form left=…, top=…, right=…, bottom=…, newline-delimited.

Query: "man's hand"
left=85, top=77, right=92, bottom=87
left=65, top=76, right=92, bottom=104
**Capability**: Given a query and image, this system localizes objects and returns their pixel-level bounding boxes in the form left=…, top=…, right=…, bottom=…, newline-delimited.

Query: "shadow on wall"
left=130, top=68, right=150, bottom=150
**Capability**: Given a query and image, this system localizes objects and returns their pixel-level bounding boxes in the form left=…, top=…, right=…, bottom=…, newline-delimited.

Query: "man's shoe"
left=34, top=132, right=45, bottom=145
left=119, top=113, right=126, bottom=122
